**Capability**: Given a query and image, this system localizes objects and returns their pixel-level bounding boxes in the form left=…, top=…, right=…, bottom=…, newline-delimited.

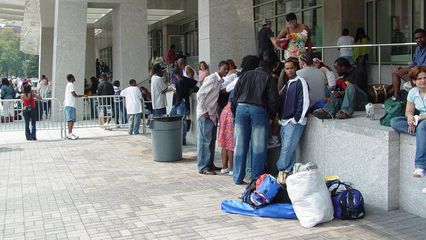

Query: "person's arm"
left=293, top=80, right=310, bottom=123
left=71, top=91, right=84, bottom=98
left=304, top=25, right=312, bottom=52
left=276, top=27, right=288, bottom=40
left=197, top=77, right=214, bottom=117
left=405, top=101, right=416, bottom=133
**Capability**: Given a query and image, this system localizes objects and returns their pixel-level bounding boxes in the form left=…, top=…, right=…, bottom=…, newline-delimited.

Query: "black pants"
left=23, top=109, right=36, bottom=140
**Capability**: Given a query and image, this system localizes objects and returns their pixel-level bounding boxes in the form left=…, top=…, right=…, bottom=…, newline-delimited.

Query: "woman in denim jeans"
left=391, top=67, right=426, bottom=185
left=21, top=84, right=41, bottom=140
left=276, top=58, right=309, bottom=184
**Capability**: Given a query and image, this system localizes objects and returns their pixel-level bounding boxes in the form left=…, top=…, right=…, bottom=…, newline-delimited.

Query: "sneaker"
left=422, top=188, right=426, bottom=194
left=67, top=133, right=79, bottom=140
left=313, top=108, right=333, bottom=119
left=228, top=171, right=233, bottom=175
left=413, top=168, right=425, bottom=178
left=221, top=168, right=230, bottom=174
left=277, top=171, right=289, bottom=185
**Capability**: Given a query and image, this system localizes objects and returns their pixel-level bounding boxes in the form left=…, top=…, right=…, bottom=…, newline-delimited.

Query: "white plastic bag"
left=286, top=170, right=334, bottom=228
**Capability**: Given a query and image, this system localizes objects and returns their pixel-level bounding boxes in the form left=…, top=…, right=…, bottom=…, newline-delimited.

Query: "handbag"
left=327, top=180, right=365, bottom=220
left=380, top=98, right=405, bottom=127
left=368, top=84, right=393, bottom=103
left=22, top=105, right=32, bottom=113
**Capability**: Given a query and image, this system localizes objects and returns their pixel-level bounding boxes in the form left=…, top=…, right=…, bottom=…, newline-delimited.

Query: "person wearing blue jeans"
left=128, top=113, right=141, bottom=135
left=276, top=58, right=309, bottom=184
left=231, top=59, right=280, bottom=184
left=153, top=107, right=166, bottom=116
left=391, top=66, right=426, bottom=180
left=233, top=104, right=268, bottom=184
left=170, top=101, right=187, bottom=145
left=197, top=117, right=217, bottom=173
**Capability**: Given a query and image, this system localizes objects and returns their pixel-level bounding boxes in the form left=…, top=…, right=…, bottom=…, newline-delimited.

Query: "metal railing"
left=63, top=95, right=151, bottom=137
left=279, top=42, right=417, bottom=84
left=0, top=98, right=63, bottom=133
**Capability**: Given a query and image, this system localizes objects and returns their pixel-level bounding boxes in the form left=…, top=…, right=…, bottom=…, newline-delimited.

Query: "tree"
left=0, top=28, right=38, bottom=77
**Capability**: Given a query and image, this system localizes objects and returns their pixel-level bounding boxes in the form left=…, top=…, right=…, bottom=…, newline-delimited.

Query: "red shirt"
left=23, top=95, right=35, bottom=108
left=165, top=48, right=176, bottom=64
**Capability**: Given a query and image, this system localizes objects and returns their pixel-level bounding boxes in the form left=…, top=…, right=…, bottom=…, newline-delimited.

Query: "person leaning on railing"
left=391, top=67, right=426, bottom=188
left=21, top=84, right=41, bottom=140
left=392, top=28, right=426, bottom=99
left=1, top=77, right=15, bottom=123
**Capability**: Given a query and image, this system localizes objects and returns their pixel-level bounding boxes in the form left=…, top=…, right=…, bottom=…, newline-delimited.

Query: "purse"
left=22, top=105, right=32, bottom=113
left=368, top=84, right=393, bottom=103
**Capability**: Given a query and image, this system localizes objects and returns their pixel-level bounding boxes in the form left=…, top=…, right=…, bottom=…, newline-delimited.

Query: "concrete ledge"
left=299, top=113, right=400, bottom=211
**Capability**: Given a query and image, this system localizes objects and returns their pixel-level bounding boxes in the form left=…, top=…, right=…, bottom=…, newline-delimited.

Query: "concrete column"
left=198, top=0, right=256, bottom=68
left=52, top=0, right=87, bottom=104
left=112, top=1, right=148, bottom=88
left=85, top=28, right=96, bottom=80
left=38, top=27, right=53, bottom=80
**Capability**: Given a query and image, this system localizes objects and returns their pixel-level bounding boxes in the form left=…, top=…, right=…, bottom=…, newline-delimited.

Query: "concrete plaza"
left=0, top=128, right=425, bottom=240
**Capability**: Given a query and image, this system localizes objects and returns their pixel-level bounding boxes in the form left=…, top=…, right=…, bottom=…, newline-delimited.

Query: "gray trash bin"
left=149, top=115, right=183, bottom=162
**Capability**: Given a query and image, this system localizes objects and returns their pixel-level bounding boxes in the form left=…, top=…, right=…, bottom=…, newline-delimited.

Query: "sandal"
left=336, top=111, right=350, bottom=119
left=313, top=108, right=332, bottom=119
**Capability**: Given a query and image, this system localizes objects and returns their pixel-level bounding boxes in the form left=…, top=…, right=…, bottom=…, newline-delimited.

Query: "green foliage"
left=0, top=28, right=39, bottom=77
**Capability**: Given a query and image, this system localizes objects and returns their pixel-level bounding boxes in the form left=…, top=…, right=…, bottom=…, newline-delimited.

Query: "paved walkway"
left=0, top=128, right=425, bottom=240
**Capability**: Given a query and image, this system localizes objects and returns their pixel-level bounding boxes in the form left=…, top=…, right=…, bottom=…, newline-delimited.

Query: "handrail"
left=280, top=42, right=417, bottom=84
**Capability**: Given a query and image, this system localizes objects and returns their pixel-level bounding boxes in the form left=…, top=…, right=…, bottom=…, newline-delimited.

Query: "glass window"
left=276, top=0, right=300, bottom=15
left=413, top=0, right=424, bottom=30
left=303, top=8, right=323, bottom=46
left=303, top=0, right=322, bottom=8
left=254, top=2, right=274, bottom=20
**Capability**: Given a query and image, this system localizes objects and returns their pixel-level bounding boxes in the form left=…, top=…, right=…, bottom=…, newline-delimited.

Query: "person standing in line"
left=21, top=85, right=42, bottom=140
left=232, top=60, right=280, bottom=184
left=165, top=44, right=177, bottom=65
left=336, top=28, right=355, bottom=64
left=120, top=79, right=143, bottom=135
left=97, top=73, right=114, bottom=129
left=64, top=74, right=85, bottom=140
left=1, top=77, right=15, bottom=123
left=113, top=80, right=127, bottom=127
left=353, top=27, right=370, bottom=73
left=197, top=61, right=230, bottom=175
left=151, top=63, right=174, bottom=116
left=276, top=59, right=310, bottom=184
left=198, top=61, right=210, bottom=84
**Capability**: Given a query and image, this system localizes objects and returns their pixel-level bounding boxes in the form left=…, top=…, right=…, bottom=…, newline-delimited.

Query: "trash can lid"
left=151, top=115, right=183, bottom=122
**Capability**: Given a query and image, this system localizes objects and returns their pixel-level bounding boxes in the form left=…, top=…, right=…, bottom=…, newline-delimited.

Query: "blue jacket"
left=280, top=76, right=310, bottom=125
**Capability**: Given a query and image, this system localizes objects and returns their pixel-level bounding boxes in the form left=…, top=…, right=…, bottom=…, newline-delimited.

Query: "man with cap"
left=151, top=63, right=174, bottom=116
left=258, top=19, right=277, bottom=57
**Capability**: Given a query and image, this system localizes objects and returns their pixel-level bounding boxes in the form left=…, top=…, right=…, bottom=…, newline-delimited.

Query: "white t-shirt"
left=151, top=74, right=168, bottom=109
left=120, top=86, right=142, bottom=114
left=336, top=35, right=354, bottom=57
left=64, top=82, right=76, bottom=107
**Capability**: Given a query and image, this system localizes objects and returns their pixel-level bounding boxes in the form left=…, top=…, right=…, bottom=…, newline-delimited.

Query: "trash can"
left=149, top=115, right=183, bottom=162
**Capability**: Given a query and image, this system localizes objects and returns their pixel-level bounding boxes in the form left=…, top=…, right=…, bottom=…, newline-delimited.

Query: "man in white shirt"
left=150, top=63, right=173, bottom=116
left=336, top=28, right=355, bottom=64
left=64, top=74, right=85, bottom=140
left=120, top=79, right=143, bottom=135
left=196, top=61, right=229, bottom=175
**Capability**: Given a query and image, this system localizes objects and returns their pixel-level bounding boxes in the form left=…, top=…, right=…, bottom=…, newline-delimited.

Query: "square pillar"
left=39, top=27, right=54, bottom=80
left=198, top=0, right=256, bottom=68
left=86, top=28, right=96, bottom=79
left=52, top=0, right=87, bottom=103
left=112, top=1, right=148, bottom=87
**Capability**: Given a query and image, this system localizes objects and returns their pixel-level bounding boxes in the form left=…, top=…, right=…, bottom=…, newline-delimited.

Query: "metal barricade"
left=0, top=98, right=64, bottom=135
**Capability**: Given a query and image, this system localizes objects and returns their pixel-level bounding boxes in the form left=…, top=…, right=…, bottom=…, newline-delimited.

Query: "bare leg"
left=227, top=150, right=234, bottom=171
left=67, top=121, right=74, bottom=134
left=221, top=148, right=228, bottom=169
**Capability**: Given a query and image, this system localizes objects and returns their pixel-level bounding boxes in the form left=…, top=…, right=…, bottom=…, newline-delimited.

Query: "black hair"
left=285, top=57, right=301, bottom=70
left=334, top=57, right=352, bottom=68
left=218, top=60, right=229, bottom=68
left=259, top=60, right=273, bottom=72
left=170, top=44, right=176, bottom=49
left=414, top=28, right=426, bottom=36
left=238, top=55, right=260, bottom=76
left=113, top=80, right=120, bottom=86
left=286, top=12, right=297, bottom=22
left=129, top=79, right=137, bottom=86
left=342, top=28, right=349, bottom=36
left=1, top=77, right=9, bottom=85
left=23, top=84, right=32, bottom=94
left=262, top=49, right=279, bottom=63
left=300, top=52, right=313, bottom=65
left=355, top=27, right=369, bottom=42
left=66, top=74, right=74, bottom=81
left=152, top=64, right=164, bottom=75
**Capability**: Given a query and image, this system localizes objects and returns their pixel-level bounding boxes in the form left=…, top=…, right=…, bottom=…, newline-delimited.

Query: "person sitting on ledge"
left=312, top=57, right=368, bottom=119
left=391, top=66, right=426, bottom=179
left=391, top=28, right=426, bottom=99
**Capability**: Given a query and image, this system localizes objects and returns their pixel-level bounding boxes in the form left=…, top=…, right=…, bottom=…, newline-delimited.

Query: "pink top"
left=199, top=70, right=209, bottom=82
